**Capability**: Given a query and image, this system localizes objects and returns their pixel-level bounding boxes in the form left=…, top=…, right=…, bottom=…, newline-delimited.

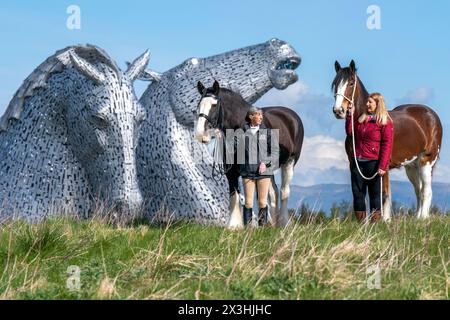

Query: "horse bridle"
left=197, top=92, right=224, bottom=131
left=334, top=74, right=358, bottom=111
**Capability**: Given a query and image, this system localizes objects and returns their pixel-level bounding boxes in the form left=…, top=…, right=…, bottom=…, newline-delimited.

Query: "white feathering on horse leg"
left=419, top=162, right=433, bottom=219
left=228, top=192, right=244, bottom=230
left=279, top=158, right=295, bottom=226
left=268, top=179, right=278, bottom=226
left=382, top=178, right=392, bottom=222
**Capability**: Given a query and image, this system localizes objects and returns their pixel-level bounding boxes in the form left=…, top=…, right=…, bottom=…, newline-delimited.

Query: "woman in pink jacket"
left=346, top=93, right=394, bottom=223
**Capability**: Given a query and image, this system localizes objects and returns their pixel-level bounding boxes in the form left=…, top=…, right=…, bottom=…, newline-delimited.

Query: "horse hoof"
left=227, top=222, right=244, bottom=230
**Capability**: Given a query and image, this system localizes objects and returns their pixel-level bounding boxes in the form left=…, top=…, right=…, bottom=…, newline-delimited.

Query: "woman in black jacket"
left=240, top=107, right=274, bottom=226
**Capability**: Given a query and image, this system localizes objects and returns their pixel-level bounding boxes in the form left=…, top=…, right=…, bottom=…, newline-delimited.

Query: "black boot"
left=243, top=207, right=253, bottom=226
left=258, top=206, right=268, bottom=227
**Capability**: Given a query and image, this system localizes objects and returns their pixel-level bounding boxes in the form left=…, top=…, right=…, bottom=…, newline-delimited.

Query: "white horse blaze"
left=195, top=97, right=217, bottom=141
left=334, top=80, right=348, bottom=113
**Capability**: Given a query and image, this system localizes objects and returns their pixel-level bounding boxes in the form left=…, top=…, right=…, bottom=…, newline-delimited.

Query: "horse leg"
left=227, top=166, right=244, bottom=229
left=418, top=159, right=434, bottom=219
left=279, top=157, right=295, bottom=227
left=381, top=170, right=392, bottom=222
left=405, top=162, right=422, bottom=216
left=267, top=176, right=279, bottom=227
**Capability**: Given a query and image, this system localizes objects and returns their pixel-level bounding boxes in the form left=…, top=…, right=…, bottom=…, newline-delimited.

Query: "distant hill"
left=288, top=181, right=450, bottom=214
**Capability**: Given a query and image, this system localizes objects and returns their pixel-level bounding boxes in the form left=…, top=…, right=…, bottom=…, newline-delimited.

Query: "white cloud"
left=396, top=86, right=435, bottom=105
left=297, top=135, right=348, bottom=171
left=291, top=135, right=350, bottom=186
left=257, top=81, right=346, bottom=138
left=432, top=162, right=450, bottom=183
left=257, top=81, right=309, bottom=106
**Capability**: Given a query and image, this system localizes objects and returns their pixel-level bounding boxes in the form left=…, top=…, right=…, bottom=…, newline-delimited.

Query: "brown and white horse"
left=332, top=60, right=443, bottom=220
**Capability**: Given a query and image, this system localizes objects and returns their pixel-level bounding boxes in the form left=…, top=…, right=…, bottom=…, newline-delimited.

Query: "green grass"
left=0, top=215, right=448, bottom=299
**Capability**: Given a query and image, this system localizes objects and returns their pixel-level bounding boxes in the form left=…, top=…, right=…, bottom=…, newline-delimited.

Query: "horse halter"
left=197, top=92, right=223, bottom=130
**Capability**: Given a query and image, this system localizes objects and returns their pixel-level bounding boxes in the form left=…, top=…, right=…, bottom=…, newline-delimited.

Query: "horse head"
left=331, top=60, right=359, bottom=119
left=140, top=38, right=300, bottom=128
left=64, top=45, right=150, bottom=220
left=266, top=38, right=301, bottom=90
left=195, top=80, right=221, bottom=143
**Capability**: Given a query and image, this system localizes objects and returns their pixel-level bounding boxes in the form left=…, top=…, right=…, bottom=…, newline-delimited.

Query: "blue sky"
left=1, top=0, right=449, bottom=185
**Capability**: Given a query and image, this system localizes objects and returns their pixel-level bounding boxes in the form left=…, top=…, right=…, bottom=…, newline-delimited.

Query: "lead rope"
left=211, top=130, right=225, bottom=181
left=348, top=76, right=383, bottom=219
left=211, top=129, right=232, bottom=181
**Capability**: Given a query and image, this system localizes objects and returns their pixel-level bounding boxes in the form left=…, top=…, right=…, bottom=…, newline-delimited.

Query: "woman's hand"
left=258, top=162, right=267, bottom=174
left=347, top=105, right=355, bottom=116
left=214, top=129, right=222, bottom=138
left=378, top=169, right=386, bottom=176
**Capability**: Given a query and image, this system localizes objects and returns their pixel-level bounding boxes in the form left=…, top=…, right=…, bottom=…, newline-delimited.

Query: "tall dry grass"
left=0, top=210, right=448, bottom=300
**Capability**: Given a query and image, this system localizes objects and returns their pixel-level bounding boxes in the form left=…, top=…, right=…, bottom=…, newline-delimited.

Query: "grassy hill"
left=0, top=214, right=448, bottom=300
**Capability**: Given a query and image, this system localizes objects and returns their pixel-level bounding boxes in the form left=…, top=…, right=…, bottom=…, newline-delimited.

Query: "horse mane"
left=219, top=87, right=248, bottom=105
left=331, top=67, right=355, bottom=92
left=0, top=44, right=121, bottom=132
left=217, top=87, right=254, bottom=123
left=331, top=67, right=370, bottom=109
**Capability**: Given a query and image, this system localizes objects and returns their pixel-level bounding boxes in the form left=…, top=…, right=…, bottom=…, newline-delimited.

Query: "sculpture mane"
left=0, top=44, right=121, bottom=132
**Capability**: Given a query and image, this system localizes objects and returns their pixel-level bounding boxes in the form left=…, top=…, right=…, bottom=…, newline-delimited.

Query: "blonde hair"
left=359, top=92, right=392, bottom=125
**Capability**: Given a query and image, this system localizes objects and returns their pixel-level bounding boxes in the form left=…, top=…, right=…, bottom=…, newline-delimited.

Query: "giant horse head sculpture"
left=0, top=44, right=150, bottom=222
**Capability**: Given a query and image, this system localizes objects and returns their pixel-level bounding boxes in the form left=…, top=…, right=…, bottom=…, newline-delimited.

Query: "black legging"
left=351, top=160, right=381, bottom=212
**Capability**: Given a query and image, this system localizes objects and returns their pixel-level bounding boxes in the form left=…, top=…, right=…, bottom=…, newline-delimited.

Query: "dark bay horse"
left=332, top=60, right=443, bottom=220
left=195, top=81, right=304, bottom=228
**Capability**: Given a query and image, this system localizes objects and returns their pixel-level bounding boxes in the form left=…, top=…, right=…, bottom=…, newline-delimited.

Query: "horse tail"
left=424, top=105, right=443, bottom=172
left=293, top=111, right=304, bottom=165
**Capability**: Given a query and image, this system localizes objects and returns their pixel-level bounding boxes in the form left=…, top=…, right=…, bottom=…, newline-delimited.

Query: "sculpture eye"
left=135, top=108, right=146, bottom=126
left=91, top=114, right=110, bottom=130
left=136, top=114, right=146, bottom=127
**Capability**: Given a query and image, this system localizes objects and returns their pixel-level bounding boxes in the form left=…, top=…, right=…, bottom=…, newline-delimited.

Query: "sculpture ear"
left=197, top=81, right=205, bottom=95
left=69, top=51, right=106, bottom=85
left=136, top=68, right=162, bottom=82
left=335, top=61, right=341, bottom=73
left=213, top=80, right=220, bottom=95
left=349, top=60, right=357, bottom=73
left=126, top=50, right=151, bottom=82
